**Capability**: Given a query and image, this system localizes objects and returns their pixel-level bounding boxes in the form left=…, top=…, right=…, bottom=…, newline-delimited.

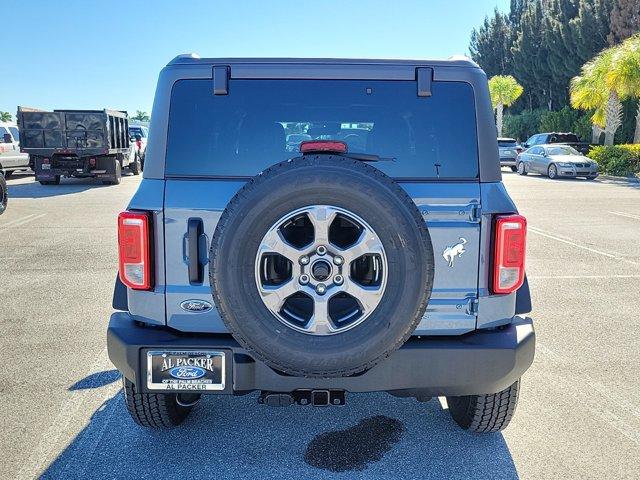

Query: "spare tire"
left=210, top=155, right=434, bottom=377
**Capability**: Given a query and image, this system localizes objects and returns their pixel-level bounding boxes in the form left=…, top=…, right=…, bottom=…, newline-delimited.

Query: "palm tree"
left=0, top=111, right=11, bottom=122
left=571, top=45, right=628, bottom=145
left=132, top=110, right=150, bottom=122
left=607, top=35, right=640, bottom=144
left=488, top=75, right=523, bottom=136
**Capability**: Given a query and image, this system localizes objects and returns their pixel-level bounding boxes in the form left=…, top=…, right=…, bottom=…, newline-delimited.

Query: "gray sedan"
left=516, top=144, right=598, bottom=179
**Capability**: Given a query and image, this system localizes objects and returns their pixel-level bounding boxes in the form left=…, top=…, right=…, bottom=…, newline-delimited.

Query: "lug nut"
left=333, top=255, right=344, bottom=265
left=334, top=275, right=343, bottom=285
left=316, top=245, right=327, bottom=256
left=299, top=274, right=310, bottom=285
left=316, top=283, right=327, bottom=295
left=299, top=255, right=310, bottom=265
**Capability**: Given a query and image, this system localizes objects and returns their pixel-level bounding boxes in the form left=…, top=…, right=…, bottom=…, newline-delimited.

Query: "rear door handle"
left=187, top=218, right=204, bottom=284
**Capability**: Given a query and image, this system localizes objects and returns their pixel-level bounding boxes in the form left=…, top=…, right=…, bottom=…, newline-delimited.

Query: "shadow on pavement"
left=68, top=370, right=121, bottom=391
left=42, top=387, right=518, bottom=479
left=7, top=173, right=135, bottom=199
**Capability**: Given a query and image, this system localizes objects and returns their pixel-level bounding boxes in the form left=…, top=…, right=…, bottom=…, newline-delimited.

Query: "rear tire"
left=0, top=173, right=7, bottom=215
left=104, top=159, right=122, bottom=185
left=130, top=155, right=141, bottom=175
left=517, top=162, right=527, bottom=175
left=122, top=378, right=197, bottom=428
left=447, top=380, right=520, bottom=433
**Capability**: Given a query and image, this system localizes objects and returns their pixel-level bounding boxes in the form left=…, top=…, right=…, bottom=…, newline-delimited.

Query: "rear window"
left=129, top=127, right=145, bottom=138
left=498, top=139, right=517, bottom=147
left=550, top=134, right=579, bottom=143
left=166, top=79, right=478, bottom=179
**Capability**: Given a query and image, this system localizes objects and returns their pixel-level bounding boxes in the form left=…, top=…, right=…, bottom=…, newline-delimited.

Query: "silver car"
left=498, top=137, right=522, bottom=171
left=516, top=144, right=598, bottom=180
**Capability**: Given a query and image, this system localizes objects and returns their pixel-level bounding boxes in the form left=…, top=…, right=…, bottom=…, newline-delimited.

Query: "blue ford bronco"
left=108, top=55, right=534, bottom=433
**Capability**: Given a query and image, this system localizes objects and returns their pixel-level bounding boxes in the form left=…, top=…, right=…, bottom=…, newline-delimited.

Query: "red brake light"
left=118, top=211, right=152, bottom=290
left=300, top=140, right=348, bottom=154
left=136, top=139, right=142, bottom=149
left=492, top=215, right=526, bottom=294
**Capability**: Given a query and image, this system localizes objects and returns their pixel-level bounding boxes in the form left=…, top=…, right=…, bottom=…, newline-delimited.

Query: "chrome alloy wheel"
left=255, top=205, right=388, bottom=335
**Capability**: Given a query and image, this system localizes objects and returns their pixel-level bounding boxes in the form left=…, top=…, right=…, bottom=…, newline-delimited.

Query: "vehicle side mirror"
left=3, top=133, right=12, bottom=143
left=523, top=143, right=529, bottom=148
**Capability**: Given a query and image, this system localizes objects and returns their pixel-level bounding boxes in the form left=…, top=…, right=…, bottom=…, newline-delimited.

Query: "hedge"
left=587, top=145, right=640, bottom=177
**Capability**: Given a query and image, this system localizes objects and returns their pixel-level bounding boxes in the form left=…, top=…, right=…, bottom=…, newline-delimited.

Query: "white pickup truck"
left=0, top=122, right=30, bottom=178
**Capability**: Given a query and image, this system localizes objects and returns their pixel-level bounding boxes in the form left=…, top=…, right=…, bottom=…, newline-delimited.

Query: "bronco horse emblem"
left=442, top=237, right=467, bottom=267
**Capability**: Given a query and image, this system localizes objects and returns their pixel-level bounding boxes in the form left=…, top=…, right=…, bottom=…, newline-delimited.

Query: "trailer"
left=17, top=107, right=140, bottom=185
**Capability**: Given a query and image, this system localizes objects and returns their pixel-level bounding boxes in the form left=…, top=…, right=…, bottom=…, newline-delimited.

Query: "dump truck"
left=17, top=107, right=140, bottom=185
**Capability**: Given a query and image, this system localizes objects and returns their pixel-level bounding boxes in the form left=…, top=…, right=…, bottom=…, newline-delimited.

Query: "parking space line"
left=528, top=226, right=640, bottom=266
left=537, top=344, right=640, bottom=446
left=609, top=211, right=640, bottom=221
left=0, top=213, right=46, bottom=229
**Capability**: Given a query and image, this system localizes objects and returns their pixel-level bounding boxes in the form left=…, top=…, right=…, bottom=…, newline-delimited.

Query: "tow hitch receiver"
left=259, top=390, right=346, bottom=407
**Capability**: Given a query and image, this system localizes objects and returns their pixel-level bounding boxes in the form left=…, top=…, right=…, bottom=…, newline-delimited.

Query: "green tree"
left=607, top=35, right=640, bottom=143
left=571, top=48, right=622, bottom=145
left=131, top=110, right=150, bottom=122
left=470, top=9, right=513, bottom=77
left=543, top=0, right=581, bottom=108
left=0, top=111, right=12, bottom=122
left=607, top=0, right=640, bottom=45
left=512, top=0, right=551, bottom=110
left=571, top=0, right=614, bottom=60
left=489, top=75, right=524, bottom=135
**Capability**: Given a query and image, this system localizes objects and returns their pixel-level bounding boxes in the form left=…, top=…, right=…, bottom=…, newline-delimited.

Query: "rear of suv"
left=108, top=55, right=534, bottom=433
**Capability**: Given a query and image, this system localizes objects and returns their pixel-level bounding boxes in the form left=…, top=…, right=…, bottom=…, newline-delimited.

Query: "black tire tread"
left=0, top=173, right=7, bottom=215
left=122, top=378, right=191, bottom=428
left=209, top=156, right=434, bottom=377
left=447, top=380, right=520, bottom=433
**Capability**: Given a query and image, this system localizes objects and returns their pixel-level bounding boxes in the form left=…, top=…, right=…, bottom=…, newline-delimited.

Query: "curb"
left=598, top=174, right=640, bottom=184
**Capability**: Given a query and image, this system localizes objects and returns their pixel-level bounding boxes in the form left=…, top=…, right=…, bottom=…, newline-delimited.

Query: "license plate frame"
left=146, top=350, right=226, bottom=392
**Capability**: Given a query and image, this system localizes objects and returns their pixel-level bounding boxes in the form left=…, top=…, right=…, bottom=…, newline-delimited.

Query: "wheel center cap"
left=311, top=260, right=331, bottom=281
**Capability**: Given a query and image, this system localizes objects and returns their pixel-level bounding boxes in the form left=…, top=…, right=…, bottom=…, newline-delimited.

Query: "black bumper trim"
left=107, top=312, right=535, bottom=396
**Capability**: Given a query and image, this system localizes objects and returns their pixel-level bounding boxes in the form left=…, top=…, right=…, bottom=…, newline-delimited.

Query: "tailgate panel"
left=164, top=179, right=481, bottom=336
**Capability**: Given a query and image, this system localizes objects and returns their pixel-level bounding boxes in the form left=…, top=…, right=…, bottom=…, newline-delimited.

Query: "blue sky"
left=1, top=0, right=509, bottom=117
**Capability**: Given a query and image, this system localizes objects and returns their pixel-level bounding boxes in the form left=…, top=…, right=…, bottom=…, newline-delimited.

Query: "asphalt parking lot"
left=1, top=171, right=639, bottom=479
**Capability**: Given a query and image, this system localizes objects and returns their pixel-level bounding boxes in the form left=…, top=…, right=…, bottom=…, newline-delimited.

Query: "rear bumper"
left=107, top=312, right=535, bottom=396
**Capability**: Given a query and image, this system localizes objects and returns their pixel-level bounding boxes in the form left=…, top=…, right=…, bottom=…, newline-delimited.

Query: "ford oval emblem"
left=169, top=366, right=206, bottom=380
left=180, top=300, right=213, bottom=313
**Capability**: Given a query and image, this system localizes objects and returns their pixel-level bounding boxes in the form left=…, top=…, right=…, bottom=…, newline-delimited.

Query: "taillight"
left=136, top=140, right=142, bottom=149
left=118, top=211, right=153, bottom=290
left=492, top=215, right=526, bottom=294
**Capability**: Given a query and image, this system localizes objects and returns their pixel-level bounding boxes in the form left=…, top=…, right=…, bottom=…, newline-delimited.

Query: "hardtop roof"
left=167, top=54, right=479, bottom=69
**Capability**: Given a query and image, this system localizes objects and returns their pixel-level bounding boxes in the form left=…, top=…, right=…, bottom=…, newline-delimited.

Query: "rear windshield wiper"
left=340, top=152, right=396, bottom=162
